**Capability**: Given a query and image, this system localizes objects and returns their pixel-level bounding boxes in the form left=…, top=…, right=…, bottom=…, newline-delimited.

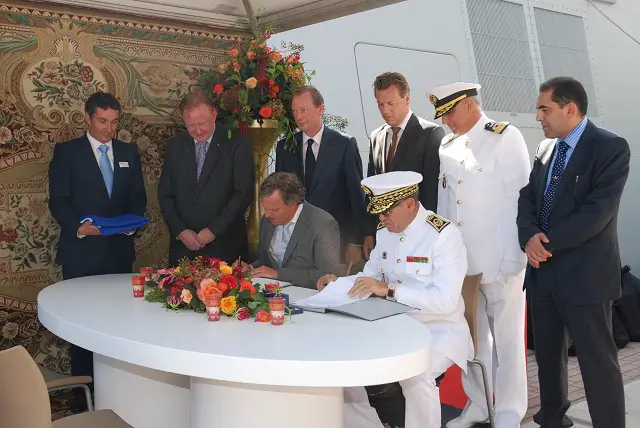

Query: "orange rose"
left=272, top=85, right=280, bottom=93
left=181, top=289, right=193, bottom=304
left=259, top=106, right=273, bottom=118
left=230, top=48, right=239, bottom=57
left=270, top=51, right=282, bottom=61
left=247, top=51, right=256, bottom=60
left=245, top=77, right=258, bottom=89
left=239, top=280, right=256, bottom=296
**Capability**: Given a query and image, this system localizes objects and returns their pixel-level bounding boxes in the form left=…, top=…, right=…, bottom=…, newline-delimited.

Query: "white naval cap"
left=427, top=82, right=482, bottom=119
left=361, top=171, right=423, bottom=215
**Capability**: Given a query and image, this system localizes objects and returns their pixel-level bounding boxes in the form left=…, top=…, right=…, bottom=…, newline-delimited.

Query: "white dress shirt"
left=269, top=204, right=304, bottom=264
left=87, top=132, right=114, bottom=169
left=302, top=124, right=324, bottom=173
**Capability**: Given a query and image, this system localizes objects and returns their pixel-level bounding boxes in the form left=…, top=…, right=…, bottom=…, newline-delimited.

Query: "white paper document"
left=292, top=277, right=369, bottom=309
left=292, top=278, right=416, bottom=321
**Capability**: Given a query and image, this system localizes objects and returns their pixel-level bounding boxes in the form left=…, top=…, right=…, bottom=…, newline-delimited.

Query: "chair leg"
left=79, top=384, right=94, bottom=412
left=471, top=359, right=495, bottom=428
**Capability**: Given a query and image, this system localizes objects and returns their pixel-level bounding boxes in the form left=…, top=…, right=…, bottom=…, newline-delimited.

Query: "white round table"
left=38, top=274, right=431, bottom=428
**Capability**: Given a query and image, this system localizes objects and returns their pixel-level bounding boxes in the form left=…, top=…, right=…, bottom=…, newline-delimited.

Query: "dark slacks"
left=530, top=281, right=625, bottom=428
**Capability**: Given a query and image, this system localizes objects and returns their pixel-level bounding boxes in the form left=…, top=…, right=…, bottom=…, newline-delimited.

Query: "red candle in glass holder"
left=268, top=297, right=286, bottom=326
left=140, top=266, right=153, bottom=279
left=132, top=275, right=145, bottom=298
left=204, top=295, right=222, bottom=322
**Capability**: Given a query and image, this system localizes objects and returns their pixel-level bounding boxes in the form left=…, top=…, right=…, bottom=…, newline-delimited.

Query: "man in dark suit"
left=275, top=85, right=364, bottom=265
left=251, top=172, right=340, bottom=289
left=48, top=91, right=147, bottom=400
left=158, top=91, right=254, bottom=265
left=364, top=72, right=445, bottom=259
left=518, top=77, right=629, bottom=428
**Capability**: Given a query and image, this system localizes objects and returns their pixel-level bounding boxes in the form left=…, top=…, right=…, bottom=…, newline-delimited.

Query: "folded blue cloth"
left=81, top=214, right=149, bottom=236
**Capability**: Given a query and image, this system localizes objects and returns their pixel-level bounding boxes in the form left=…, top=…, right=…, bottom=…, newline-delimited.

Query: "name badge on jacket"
left=119, top=162, right=129, bottom=168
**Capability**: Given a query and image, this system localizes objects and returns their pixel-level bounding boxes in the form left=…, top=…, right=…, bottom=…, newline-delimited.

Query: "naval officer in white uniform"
left=428, top=83, right=531, bottom=428
left=317, top=171, right=473, bottom=428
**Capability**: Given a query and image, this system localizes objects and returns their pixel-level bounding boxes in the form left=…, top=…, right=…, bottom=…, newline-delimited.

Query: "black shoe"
left=533, top=411, right=574, bottom=428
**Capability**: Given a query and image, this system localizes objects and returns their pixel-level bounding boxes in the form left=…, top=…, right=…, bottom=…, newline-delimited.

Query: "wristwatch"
left=386, top=282, right=397, bottom=300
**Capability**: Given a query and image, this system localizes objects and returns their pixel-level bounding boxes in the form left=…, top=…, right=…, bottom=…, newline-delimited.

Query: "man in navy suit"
left=518, top=77, right=629, bottom=428
left=275, top=85, right=365, bottom=264
left=49, top=91, right=147, bottom=392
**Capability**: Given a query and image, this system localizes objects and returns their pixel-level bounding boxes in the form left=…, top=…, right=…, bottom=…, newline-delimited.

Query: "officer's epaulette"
left=441, top=133, right=459, bottom=146
left=426, top=214, right=450, bottom=233
left=484, top=121, right=510, bottom=135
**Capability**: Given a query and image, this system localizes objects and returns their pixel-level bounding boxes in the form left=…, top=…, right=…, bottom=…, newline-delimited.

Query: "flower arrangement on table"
left=143, top=256, right=284, bottom=322
left=197, top=26, right=313, bottom=149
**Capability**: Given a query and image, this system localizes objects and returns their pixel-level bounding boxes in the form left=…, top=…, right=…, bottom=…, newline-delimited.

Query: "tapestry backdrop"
left=0, top=0, right=248, bottom=372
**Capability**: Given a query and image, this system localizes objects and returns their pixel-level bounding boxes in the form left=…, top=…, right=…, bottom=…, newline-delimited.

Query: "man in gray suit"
left=251, top=172, right=340, bottom=289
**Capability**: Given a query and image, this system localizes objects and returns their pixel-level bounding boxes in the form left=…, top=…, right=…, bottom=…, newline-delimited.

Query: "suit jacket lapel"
left=282, top=203, right=309, bottom=266
left=183, top=135, right=197, bottom=188
left=309, top=127, right=335, bottom=194
left=550, top=120, right=595, bottom=209
left=294, top=133, right=305, bottom=183
left=391, top=114, right=418, bottom=170
left=375, top=127, right=386, bottom=173
left=111, top=140, right=127, bottom=200
left=196, top=126, right=222, bottom=194
left=537, top=140, right=556, bottom=209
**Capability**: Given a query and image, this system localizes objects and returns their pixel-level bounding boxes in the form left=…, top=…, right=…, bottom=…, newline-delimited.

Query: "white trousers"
left=344, top=349, right=453, bottom=428
left=460, top=272, right=527, bottom=427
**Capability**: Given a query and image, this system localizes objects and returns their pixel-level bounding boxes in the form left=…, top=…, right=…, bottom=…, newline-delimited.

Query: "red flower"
left=268, top=79, right=275, bottom=86
left=259, top=106, right=273, bottom=118
left=235, top=307, right=250, bottom=320
left=239, top=280, right=256, bottom=296
left=80, top=66, right=93, bottom=83
left=219, top=275, right=238, bottom=291
left=255, top=310, right=271, bottom=323
left=272, top=85, right=280, bottom=93
left=213, top=83, right=224, bottom=94
left=203, top=257, right=222, bottom=269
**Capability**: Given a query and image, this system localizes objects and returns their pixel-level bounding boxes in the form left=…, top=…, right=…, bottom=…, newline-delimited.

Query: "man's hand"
left=178, top=229, right=203, bottom=251
left=316, top=273, right=337, bottom=291
left=363, top=236, right=375, bottom=260
left=196, top=228, right=215, bottom=246
left=251, top=265, right=278, bottom=279
left=346, top=244, right=363, bottom=264
left=348, top=276, right=388, bottom=298
left=78, top=221, right=101, bottom=236
left=525, top=232, right=552, bottom=268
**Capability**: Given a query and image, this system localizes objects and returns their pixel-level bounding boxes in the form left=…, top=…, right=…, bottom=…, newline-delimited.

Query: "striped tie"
left=196, top=142, right=206, bottom=182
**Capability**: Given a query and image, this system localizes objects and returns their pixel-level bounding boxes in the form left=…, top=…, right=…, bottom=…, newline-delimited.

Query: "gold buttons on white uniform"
left=457, top=200, right=462, bottom=205
left=458, top=221, right=464, bottom=226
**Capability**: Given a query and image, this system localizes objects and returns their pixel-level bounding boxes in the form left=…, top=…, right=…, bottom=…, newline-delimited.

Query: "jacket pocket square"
left=119, top=161, right=129, bottom=167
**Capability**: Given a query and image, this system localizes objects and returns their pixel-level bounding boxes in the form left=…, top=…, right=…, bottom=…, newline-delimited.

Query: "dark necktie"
left=386, top=126, right=401, bottom=172
left=539, top=141, right=570, bottom=233
left=305, top=138, right=316, bottom=190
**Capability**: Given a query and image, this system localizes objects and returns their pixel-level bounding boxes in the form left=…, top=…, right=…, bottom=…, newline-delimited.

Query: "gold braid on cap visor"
left=362, top=184, right=420, bottom=214
left=434, top=94, right=467, bottom=118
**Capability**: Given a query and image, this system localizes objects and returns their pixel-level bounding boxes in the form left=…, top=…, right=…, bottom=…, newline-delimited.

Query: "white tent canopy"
left=42, top=0, right=404, bottom=32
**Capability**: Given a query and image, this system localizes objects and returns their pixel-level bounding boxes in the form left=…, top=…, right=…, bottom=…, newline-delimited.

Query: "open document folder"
left=292, top=277, right=417, bottom=321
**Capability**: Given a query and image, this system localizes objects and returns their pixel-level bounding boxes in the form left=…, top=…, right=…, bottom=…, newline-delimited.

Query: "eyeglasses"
left=379, top=200, right=403, bottom=218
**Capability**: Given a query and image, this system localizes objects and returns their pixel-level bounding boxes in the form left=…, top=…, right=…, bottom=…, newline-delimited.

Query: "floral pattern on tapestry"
left=0, top=0, right=236, bottom=372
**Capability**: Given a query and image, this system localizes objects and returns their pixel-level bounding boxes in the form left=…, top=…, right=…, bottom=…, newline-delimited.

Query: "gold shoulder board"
left=484, top=121, right=510, bottom=135
left=426, top=214, right=450, bottom=233
left=377, top=221, right=386, bottom=230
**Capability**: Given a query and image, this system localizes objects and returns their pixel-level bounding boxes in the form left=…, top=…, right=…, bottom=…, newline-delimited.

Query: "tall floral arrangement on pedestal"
left=198, top=27, right=313, bottom=149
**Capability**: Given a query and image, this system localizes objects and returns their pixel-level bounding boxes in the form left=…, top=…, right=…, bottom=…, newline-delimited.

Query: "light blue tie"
left=276, top=224, right=292, bottom=267
left=98, top=145, right=113, bottom=197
